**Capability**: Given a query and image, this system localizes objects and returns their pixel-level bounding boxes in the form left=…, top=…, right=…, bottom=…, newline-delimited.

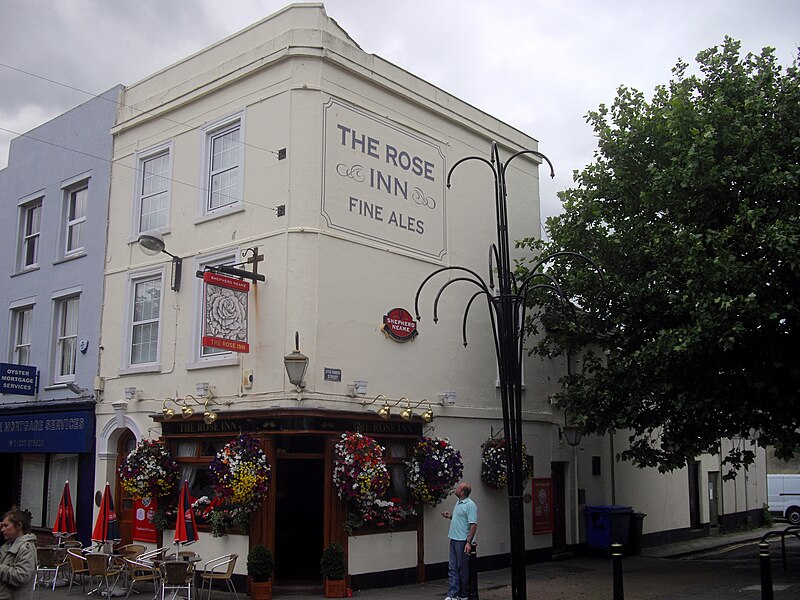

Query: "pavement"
left=31, top=524, right=800, bottom=600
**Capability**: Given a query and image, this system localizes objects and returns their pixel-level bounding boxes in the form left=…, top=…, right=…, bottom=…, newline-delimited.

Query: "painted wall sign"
left=382, top=307, right=418, bottom=342
left=201, top=271, right=250, bottom=353
left=0, top=363, right=38, bottom=396
left=321, top=98, right=447, bottom=259
left=532, top=478, right=554, bottom=535
left=0, top=409, right=95, bottom=453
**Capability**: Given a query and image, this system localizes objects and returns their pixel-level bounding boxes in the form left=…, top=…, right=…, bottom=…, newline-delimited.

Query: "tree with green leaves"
left=518, top=37, right=799, bottom=475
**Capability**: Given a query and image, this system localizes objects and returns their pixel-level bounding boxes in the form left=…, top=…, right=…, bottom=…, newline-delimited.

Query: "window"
left=19, top=453, right=79, bottom=528
left=54, top=296, right=79, bottom=383
left=203, top=115, right=243, bottom=214
left=130, top=276, right=162, bottom=365
left=20, top=199, right=42, bottom=269
left=136, top=146, right=171, bottom=233
left=64, top=184, right=87, bottom=255
left=11, top=307, right=33, bottom=365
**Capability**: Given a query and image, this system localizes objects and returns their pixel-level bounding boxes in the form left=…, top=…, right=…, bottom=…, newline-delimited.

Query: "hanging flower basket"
left=118, top=438, right=179, bottom=500
left=405, top=436, right=464, bottom=506
left=207, top=434, right=270, bottom=535
left=332, top=432, right=390, bottom=508
left=480, top=437, right=533, bottom=490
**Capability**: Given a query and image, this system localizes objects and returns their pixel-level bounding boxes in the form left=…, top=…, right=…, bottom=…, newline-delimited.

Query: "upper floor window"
left=130, top=276, right=162, bottom=366
left=54, top=296, right=79, bottom=383
left=11, top=306, right=33, bottom=365
left=136, top=145, right=172, bottom=234
left=203, top=114, right=243, bottom=215
left=64, top=183, right=88, bottom=255
left=19, top=199, right=42, bottom=270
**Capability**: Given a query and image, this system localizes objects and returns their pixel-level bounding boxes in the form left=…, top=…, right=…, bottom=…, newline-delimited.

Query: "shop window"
left=169, top=439, right=229, bottom=529
left=19, top=453, right=79, bottom=529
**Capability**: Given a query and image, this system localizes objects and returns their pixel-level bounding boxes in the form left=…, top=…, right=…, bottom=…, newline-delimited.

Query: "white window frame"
left=18, top=196, right=43, bottom=271
left=133, top=142, right=173, bottom=237
left=186, top=248, right=240, bottom=370
left=10, top=304, right=34, bottom=365
left=121, top=267, right=166, bottom=374
left=199, top=112, right=245, bottom=219
left=53, top=294, right=80, bottom=384
left=63, top=180, right=88, bottom=257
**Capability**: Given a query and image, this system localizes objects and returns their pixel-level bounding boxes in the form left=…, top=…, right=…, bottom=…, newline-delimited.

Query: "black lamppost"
left=415, top=141, right=600, bottom=600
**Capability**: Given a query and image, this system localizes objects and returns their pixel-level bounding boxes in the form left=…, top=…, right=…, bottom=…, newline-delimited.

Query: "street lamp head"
left=561, top=425, right=583, bottom=447
left=138, top=231, right=166, bottom=256
left=283, top=331, right=309, bottom=390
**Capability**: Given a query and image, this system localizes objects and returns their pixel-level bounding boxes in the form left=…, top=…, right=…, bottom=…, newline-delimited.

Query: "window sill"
left=54, top=252, right=87, bottom=265
left=119, top=364, right=162, bottom=376
left=11, top=266, right=40, bottom=277
left=186, top=356, right=240, bottom=371
left=195, top=205, right=245, bottom=225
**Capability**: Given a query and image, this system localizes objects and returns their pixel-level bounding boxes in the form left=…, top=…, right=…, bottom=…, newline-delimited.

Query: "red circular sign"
left=382, top=308, right=418, bottom=342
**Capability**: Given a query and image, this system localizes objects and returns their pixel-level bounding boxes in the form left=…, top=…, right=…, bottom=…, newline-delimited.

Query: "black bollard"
left=468, top=542, right=479, bottom=600
left=611, top=542, right=624, bottom=600
left=759, top=541, right=773, bottom=600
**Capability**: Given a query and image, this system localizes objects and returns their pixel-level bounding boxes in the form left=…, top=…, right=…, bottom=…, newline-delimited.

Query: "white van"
left=767, top=474, right=800, bottom=524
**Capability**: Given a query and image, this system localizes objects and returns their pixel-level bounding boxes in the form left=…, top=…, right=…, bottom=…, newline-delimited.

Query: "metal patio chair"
left=198, top=554, right=238, bottom=600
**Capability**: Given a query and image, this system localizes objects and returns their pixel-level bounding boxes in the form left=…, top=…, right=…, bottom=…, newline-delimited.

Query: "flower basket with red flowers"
left=118, top=438, right=179, bottom=500
left=332, top=432, right=390, bottom=509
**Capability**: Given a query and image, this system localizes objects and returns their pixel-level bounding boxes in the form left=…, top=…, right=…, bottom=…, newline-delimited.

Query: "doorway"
left=708, top=471, right=721, bottom=527
left=551, top=462, right=567, bottom=554
left=115, top=430, right=137, bottom=545
left=275, top=455, right=324, bottom=582
left=688, top=461, right=702, bottom=529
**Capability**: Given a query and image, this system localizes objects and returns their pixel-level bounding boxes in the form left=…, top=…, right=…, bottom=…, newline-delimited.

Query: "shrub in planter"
left=320, top=543, right=347, bottom=598
left=247, top=544, right=274, bottom=600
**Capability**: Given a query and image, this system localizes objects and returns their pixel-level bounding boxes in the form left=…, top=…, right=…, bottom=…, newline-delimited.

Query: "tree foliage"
left=518, top=38, right=800, bottom=475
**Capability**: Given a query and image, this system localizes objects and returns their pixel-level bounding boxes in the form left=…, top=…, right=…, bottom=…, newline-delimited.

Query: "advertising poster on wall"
left=532, top=478, right=553, bottom=535
left=132, top=497, right=158, bottom=544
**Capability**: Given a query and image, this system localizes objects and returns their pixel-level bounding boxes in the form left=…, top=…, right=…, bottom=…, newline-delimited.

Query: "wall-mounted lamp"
left=560, top=425, right=583, bottom=447
left=400, top=399, right=434, bottom=423
left=438, top=390, right=457, bottom=405
left=347, top=380, right=368, bottom=397
left=162, top=397, right=177, bottom=419
left=203, top=399, right=219, bottom=425
left=283, top=331, right=309, bottom=391
left=362, top=394, right=386, bottom=415
left=124, top=387, right=140, bottom=401
left=138, top=231, right=182, bottom=292
left=181, top=394, right=197, bottom=419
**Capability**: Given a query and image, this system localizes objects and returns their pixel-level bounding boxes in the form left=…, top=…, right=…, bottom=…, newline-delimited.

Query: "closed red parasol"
left=52, top=480, right=77, bottom=544
left=91, top=482, right=121, bottom=544
left=174, top=480, right=198, bottom=546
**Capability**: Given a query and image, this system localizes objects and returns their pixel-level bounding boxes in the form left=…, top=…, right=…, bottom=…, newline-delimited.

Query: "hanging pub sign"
left=382, top=307, right=418, bottom=342
left=201, top=271, right=250, bottom=353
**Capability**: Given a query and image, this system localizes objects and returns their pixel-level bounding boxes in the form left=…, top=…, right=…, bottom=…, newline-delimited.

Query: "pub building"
left=91, top=3, right=768, bottom=593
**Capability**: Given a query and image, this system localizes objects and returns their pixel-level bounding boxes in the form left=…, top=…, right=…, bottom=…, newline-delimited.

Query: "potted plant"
left=247, top=544, right=274, bottom=600
left=320, top=543, right=347, bottom=598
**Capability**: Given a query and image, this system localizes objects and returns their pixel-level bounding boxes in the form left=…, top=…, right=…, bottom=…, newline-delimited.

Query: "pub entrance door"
left=274, top=438, right=325, bottom=583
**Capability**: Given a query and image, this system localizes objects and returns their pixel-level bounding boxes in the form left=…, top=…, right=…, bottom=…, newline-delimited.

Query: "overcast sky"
left=1, top=0, right=798, bottom=230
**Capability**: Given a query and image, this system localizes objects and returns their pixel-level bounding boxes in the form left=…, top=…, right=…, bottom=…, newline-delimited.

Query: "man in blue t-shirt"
left=440, top=481, right=478, bottom=600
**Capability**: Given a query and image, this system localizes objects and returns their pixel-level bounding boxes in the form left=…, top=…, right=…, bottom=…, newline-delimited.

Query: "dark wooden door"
left=115, top=430, right=136, bottom=545
left=551, top=462, right=567, bottom=553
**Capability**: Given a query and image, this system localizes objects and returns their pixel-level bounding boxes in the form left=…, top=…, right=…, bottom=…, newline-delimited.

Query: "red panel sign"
left=202, top=270, right=250, bottom=353
left=132, top=497, right=158, bottom=544
left=532, top=478, right=553, bottom=535
left=382, top=307, right=418, bottom=342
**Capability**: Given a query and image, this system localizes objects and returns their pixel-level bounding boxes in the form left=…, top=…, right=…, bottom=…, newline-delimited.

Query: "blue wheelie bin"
left=585, top=506, right=633, bottom=553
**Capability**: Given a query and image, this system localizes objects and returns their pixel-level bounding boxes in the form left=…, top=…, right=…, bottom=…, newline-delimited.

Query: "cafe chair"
left=34, top=547, right=69, bottom=590
left=139, top=548, right=168, bottom=564
left=198, top=554, right=238, bottom=600
left=123, top=558, right=161, bottom=600
left=118, top=544, right=146, bottom=560
left=86, top=553, right=123, bottom=597
left=66, top=548, right=90, bottom=595
left=161, top=561, right=193, bottom=600
left=176, top=551, right=198, bottom=561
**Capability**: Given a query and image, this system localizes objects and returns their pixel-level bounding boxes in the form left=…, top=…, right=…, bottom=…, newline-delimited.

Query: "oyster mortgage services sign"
left=322, top=99, right=447, bottom=259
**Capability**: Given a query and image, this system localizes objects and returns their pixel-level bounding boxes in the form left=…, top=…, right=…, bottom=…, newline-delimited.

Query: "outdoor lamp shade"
left=400, top=406, right=413, bottom=421
left=203, top=399, right=218, bottom=425
left=174, top=480, right=198, bottom=546
left=52, top=481, right=77, bottom=539
left=562, top=425, right=583, bottom=447
left=421, top=409, right=434, bottom=423
left=137, top=232, right=166, bottom=255
left=284, top=350, right=309, bottom=387
left=377, top=403, right=391, bottom=419
left=181, top=403, right=194, bottom=419
left=162, top=398, right=175, bottom=419
left=92, top=482, right=121, bottom=544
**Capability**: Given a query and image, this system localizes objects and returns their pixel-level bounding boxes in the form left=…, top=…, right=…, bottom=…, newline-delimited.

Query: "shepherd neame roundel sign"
left=382, top=307, right=418, bottom=343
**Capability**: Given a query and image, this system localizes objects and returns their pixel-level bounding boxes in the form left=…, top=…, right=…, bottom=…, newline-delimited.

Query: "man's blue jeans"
left=447, top=538, right=468, bottom=599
